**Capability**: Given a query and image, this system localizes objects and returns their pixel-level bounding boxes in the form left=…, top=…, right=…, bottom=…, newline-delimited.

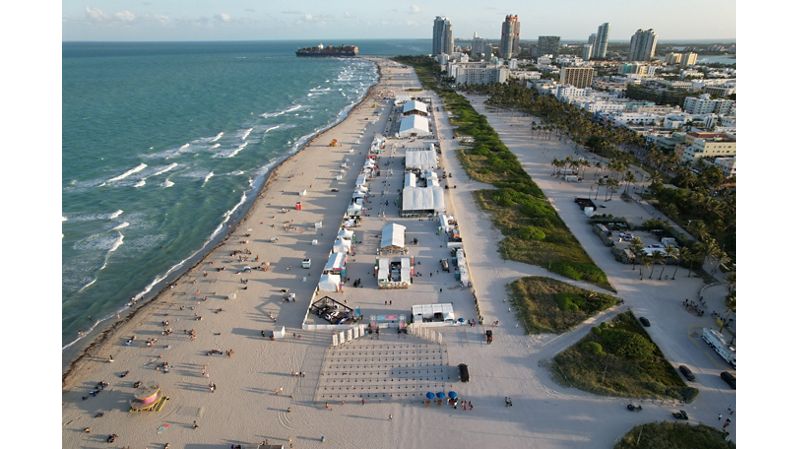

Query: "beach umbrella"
left=448, top=391, right=458, bottom=399
left=436, top=392, right=446, bottom=399
left=425, top=392, right=435, bottom=400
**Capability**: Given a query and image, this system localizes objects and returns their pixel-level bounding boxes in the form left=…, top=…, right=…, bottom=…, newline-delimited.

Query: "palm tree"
left=595, top=178, right=605, bottom=200
left=703, top=238, right=723, bottom=272
left=630, top=237, right=644, bottom=270
left=605, top=178, right=620, bottom=201
left=623, top=170, right=636, bottom=194
left=550, top=158, right=561, bottom=176
left=640, top=254, right=652, bottom=280
left=665, top=245, right=679, bottom=279
left=651, top=251, right=665, bottom=279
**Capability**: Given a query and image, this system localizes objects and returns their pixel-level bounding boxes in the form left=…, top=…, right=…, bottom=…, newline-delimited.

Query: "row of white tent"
left=319, top=228, right=356, bottom=293
left=405, top=148, right=438, bottom=171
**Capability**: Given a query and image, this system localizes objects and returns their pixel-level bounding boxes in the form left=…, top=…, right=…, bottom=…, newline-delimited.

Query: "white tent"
left=324, top=252, right=346, bottom=273
left=356, top=174, right=367, bottom=187
left=411, top=303, right=455, bottom=323
left=337, top=228, right=354, bottom=240
left=318, top=274, right=342, bottom=292
left=402, top=100, right=429, bottom=116
left=405, top=150, right=438, bottom=171
left=404, top=172, right=416, bottom=188
left=333, top=237, right=352, bottom=254
left=402, top=186, right=445, bottom=215
left=380, top=223, right=406, bottom=252
left=346, top=203, right=362, bottom=217
left=398, top=115, right=431, bottom=138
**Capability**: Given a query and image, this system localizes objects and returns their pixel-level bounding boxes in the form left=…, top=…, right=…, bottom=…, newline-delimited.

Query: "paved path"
left=418, top=84, right=737, bottom=447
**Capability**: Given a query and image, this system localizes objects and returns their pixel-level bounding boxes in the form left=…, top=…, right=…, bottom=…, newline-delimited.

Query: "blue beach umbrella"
left=448, top=391, right=458, bottom=399
left=425, top=392, right=435, bottom=400
left=436, top=392, right=446, bottom=399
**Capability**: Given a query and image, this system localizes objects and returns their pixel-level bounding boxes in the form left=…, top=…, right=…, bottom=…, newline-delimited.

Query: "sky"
left=62, top=0, right=736, bottom=42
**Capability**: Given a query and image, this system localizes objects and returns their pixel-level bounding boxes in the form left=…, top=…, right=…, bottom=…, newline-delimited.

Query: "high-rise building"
left=538, top=36, right=561, bottom=55
left=471, top=32, right=488, bottom=59
left=680, top=52, right=698, bottom=67
left=629, top=28, right=657, bottom=61
left=591, top=23, right=610, bottom=59
left=432, top=16, right=454, bottom=56
left=582, top=44, right=593, bottom=60
left=500, top=15, right=521, bottom=59
left=665, top=52, right=683, bottom=65
left=559, top=66, right=595, bottom=88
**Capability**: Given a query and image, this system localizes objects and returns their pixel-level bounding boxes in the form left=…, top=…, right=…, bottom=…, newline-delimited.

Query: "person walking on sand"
left=388, top=414, right=393, bottom=421
left=192, top=420, right=198, bottom=430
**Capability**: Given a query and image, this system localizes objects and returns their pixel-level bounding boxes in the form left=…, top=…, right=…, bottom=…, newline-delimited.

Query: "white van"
left=301, top=258, right=312, bottom=269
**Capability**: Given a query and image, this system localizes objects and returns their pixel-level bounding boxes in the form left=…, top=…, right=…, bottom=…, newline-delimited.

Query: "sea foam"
left=104, top=163, right=147, bottom=184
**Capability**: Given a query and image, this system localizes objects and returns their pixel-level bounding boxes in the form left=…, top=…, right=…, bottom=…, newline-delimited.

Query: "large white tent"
left=405, top=150, right=438, bottom=171
left=380, top=223, right=406, bottom=253
left=333, top=237, right=352, bottom=254
left=318, top=274, right=342, bottom=292
left=402, top=100, right=429, bottom=116
left=402, top=186, right=445, bottom=215
left=398, top=115, right=431, bottom=138
left=324, top=252, right=347, bottom=274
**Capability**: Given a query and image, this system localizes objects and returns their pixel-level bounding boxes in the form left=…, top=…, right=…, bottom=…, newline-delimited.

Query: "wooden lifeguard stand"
left=129, top=386, right=168, bottom=413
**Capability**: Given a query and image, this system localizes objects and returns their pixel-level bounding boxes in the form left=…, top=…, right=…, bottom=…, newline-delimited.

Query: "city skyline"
left=63, top=0, right=735, bottom=41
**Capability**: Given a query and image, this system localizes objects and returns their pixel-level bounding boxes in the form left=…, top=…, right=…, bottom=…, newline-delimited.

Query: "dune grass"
left=508, top=277, right=619, bottom=334
left=615, top=422, right=734, bottom=449
left=551, top=311, right=699, bottom=402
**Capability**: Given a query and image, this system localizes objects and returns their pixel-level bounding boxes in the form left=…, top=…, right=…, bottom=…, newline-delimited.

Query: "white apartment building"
left=555, top=55, right=585, bottom=66
left=508, top=58, right=519, bottom=70
left=447, top=62, right=509, bottom=85
left=683, top=94, right=735, bottom=115
left=509, top=70, right=542, bottom=80
left=713, top=157, right=736, bottom=177
left=678, top=132, right=736, bottom=162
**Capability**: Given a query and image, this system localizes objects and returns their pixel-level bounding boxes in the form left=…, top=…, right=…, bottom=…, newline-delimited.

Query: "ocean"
left=61, top=40, right=427, bottom=364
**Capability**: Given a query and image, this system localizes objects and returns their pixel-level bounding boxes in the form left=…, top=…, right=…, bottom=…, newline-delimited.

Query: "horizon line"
left=62, top=37, right=737, bottom=44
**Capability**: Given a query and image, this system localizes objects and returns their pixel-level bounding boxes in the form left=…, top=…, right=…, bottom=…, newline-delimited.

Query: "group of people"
left=683, top=298, right=705, bottom=316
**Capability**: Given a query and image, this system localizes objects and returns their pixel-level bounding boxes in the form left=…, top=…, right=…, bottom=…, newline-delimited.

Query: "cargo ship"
left=296, top=43, right=359, bottom=57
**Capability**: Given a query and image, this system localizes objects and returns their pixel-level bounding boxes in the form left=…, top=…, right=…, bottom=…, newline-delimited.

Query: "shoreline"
left=62, top=57, right=382, bottom=384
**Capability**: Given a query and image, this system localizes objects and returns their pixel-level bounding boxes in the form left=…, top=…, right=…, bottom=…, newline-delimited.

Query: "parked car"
left=301, top=258, right=311, bottom=269
left=720, top=371, right=736, bottom=389
left=440, top=258, right=450, bottom=272
left=639, top=316, right=651, bottom=327
left=678, top=365, right=696, bottom=381
left=672, top=410, right=689, bottom=420
left=458, top=363, right=470, bottom=382
left=324, top=310, right=341, bottom=322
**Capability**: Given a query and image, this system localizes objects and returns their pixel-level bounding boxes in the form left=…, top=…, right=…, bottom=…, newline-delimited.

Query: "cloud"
left=85, top=7, right=137, bottom=24
left=215, top=12, right=232, bottom=23
left=85, top=6, right=108, bottom=23
left=114, top=10, right=136, bottom=23
left=409, top=5, right=422, bottom=15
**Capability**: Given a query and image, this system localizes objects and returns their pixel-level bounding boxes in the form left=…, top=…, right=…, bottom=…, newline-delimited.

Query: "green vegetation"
left=508, top=277, right=619, bottom=334
left=615, top=422, right=734, bottom=449
left=551, top=311, right=698, bottom=402
left=468, top=80, right=736, bottom=266
left=625, top=84, right=691, bottom=107
left=462, top=82, right=644, bottom=163
left=394, top=55, right=611, bottom=290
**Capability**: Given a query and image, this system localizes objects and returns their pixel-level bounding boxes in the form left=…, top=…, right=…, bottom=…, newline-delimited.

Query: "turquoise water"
left=62, top=40, right=426, bottom=357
